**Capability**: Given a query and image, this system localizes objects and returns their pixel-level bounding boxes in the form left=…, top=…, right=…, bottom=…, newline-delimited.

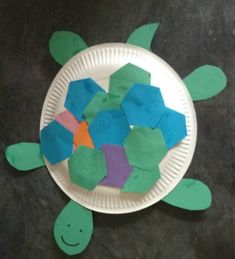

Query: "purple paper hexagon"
left=100, top=144, right=133, bottom=188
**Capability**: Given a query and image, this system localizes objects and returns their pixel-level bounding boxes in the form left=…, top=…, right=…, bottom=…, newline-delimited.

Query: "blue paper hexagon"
left=40, top=120, right=73, bottom=164
left=121, top=83, right=166, bottom=127
left=88, top=108, right=130, bottom=149
left=156, top=108, right=187, bottom=148
left=64, top=78, right=105, bottom=120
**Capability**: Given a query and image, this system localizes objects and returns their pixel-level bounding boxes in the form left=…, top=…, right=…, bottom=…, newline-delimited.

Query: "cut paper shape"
left=127, top=23, right=159, bottom=50
left=109, top=63, right=150, bottom=99
left=68, top=146, right=106, bottom=190
left=124, top=127, right=168, bottom=170
left=83, top=92, right=121, bottom=124
left=100, top=144, right=133, bottom=188
left=55, top=110, right=80, bottom=135
left=162, top=179, right=212, bottom=210
left=5, top=142, right=45, bottom=171
left=74, top=122, right=94, bottom=149
left=121, top=167, right=160, bottom=193
left=54, top=200, right=93, bottom=255
left=49, top=31, right=88, bottom=65
left=183, top=65, right=227, bottom=101
left=156, top=108, right=187, bottom=149
left=40, top=120, right=73, bottom=165
left=121, top=83, right=166, bottom=127
left=65, top=78, right=105, bottom=121
left=89, top=108, right=130, bottom=149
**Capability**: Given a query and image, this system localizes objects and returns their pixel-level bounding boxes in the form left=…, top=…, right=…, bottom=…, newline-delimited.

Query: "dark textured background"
left=0, top=0, right=235, bottom=258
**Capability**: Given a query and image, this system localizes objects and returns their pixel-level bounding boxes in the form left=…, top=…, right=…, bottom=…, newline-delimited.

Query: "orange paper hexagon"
left=74, top=121, right=94, bottom=149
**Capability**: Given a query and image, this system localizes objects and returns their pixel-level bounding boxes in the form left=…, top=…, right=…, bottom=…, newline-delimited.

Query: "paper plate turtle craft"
left=5, top=23, right=227, bottom=255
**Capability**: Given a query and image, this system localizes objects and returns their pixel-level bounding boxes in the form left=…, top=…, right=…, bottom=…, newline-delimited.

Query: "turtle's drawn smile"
left=61, top=236, right=80, bottom=247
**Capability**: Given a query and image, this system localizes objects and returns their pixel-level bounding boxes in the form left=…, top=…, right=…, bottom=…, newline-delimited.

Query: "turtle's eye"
left=67, top=224, right=71, bottom=227
left=80, top=229, right=83, bottom=232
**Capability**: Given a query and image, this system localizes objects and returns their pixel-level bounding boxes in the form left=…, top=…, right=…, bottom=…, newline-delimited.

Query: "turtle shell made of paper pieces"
left=40, top=63, right=187, bottom=193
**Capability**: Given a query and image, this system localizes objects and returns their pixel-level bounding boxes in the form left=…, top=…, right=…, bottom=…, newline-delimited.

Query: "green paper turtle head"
left=54, top=200, right=93, bottom=255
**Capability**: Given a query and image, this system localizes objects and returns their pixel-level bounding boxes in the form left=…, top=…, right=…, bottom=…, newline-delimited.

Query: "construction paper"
left=40, top=120, right=73, bottom=165
left=89, top=108, right=130, bottom=149
left=100, top=144, right=133, bottom=188
left=83, top=92, right=121, bottom=124
left=54, top=200, right=93, bottom=255
left=68, top=146, right=106, bottom=190
left=183, top=65, right=227, bottom=101
left=127, top=23, right=159, bottom=50
left=121, top=83, right=166, bottom=127
left=55, top=110, right=80, bottom=135
left=156, top=108, right=187, bottom=148
left=49, top=31, right=88, bottom=65
left=65, top=78, right=105, bottom=121
left=74, top=122, right=94, bottom=149
left=109, top=63, right=150, bottom=99
left=5, top=142, right=45, bottom=171
left=124, top=127, right=168, bottom=170
left=162, top=179, right=212, bottom=210
left=121, top=166, right=160, bottom=193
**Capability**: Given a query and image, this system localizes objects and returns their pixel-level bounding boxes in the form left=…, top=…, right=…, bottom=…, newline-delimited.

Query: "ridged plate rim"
left=40, top=43, right=197, bottom=214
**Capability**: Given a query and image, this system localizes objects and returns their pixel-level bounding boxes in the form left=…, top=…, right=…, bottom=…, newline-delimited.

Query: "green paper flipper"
left=6, top=142, right=45, bottom=171
left=127, top=23, right=159, bottom=50
left=183, top=65, right=227, bottom=101
left=162, top=178, right=212, bottom=211
left=54, top=200, right=93, bottom=255
left=49, top=31, right=88, bottom=65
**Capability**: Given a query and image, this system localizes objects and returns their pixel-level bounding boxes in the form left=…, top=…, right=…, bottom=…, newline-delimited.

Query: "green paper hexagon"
left=68, top=146, right=106, bottom=190
left=109, top=63, right=150, bottom=99
left=83, top=92, right=121, bottom=124
left=124, top=127, right=168, bottom=171
left=121, top=166, right=160, bottom=193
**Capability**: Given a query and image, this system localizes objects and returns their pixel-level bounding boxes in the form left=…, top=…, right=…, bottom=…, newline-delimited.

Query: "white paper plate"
left=40, top=43, right=197, bottom=214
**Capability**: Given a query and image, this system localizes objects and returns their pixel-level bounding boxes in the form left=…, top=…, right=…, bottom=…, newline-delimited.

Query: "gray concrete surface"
left=0, top=1, right=234, bottom=258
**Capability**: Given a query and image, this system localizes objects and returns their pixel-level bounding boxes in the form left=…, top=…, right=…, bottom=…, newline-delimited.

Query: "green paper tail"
left=5, top=142, right=45, bottom=171
left=127, top=23, right=159, bottom=50
left=183, top=65, right=227, bottom=101
left=54, top=200, right=93, bottom=255
left=49, top=31, right=88, bottom=65
left=162, top=178, right=212, bottom=211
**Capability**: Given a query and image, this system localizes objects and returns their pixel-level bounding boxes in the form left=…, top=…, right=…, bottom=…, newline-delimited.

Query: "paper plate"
left=40, top=43, right=197, bottom=214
